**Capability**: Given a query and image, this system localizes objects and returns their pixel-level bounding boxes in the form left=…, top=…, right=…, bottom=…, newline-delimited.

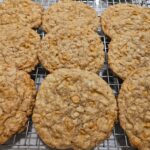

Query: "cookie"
left=0, top=66, right=36, bottom=144
left=101, top=4, right=150, bottom=38
left=32, top=69, right=117, bottom=150
left=118, top=67, right=150, bottom=150
left=42, top=1, right=99, bottom=32
left=108, top=31, right=150, bottom=80
left=0, top=25, right=40, bottom=72
left=39, top=27, right=104, bottom=73
left=0, top=0, right=43, bottom=28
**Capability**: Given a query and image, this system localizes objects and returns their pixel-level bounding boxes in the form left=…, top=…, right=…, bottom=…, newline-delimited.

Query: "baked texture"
left=32, top=69, right=117, bottom=150
left=118, top=67, right=150, bottom=150
left=108, top=31, right=150, bottom=80
left=42, top=1, right=99, bottom=32
left=101, top=4, right=150, bottom=38
left=39, top=27, right=104, bottom=73
left=0, top=66, right=36, bottom=144
left=0, top=0, right=43, bottom=28
left=0, top=25, right=40, bottom=72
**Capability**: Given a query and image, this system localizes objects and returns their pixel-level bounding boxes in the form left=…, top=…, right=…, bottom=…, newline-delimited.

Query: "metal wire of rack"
left=0, top=0, right=148, bottom=149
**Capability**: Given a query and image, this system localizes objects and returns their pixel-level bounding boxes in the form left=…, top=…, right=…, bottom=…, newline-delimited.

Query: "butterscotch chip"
left=39, top=27, right=104, bottom=73
left=0, top=25, right=40, bottom=72
left=0, top=66, right=36, bottom=144
left=32, top=69, right=117, bottom=150
left=118, top=67, right=150, bottom=150
left=101, top=4, right=150, bottom=38
left=71, top=95, right=80, bottom=104
left=108, top=31, right=150, bottom=80
left=42, top=1, right=99, bottom=32
left=0, top=0, right=43, bottom=28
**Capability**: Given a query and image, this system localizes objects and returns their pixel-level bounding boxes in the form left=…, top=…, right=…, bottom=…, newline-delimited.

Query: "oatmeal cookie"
left=32, top=69, right=117, bottom=150
left=101, top=4, right=150, bottom=38
left=39, top=27, right=104, bottom=73
left=0, top=25, right=40, bottom=72
left=0, top=0, right=43, bottom=28
left=108, top=31, right=150, bottom=80
left=118, top=67, right=150, bottom=150
left=0, top=66, right=36, bottom=144
left=42, top=1, right=99, bottom=32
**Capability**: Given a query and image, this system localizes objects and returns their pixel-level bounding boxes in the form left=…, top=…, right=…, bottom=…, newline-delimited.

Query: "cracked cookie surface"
left=0, top=66, right=36, bottom=144
left=0, top=25, right=40, bottom=72
left=32, top=69, right=117, bottom=150
left=0, top=0, right=43, bottom=28
left=108, top=31, right=150, bottom=80
left=42, top=1, right=99, bottom=32
left=39, top=27, right=104, bottom=73
left=101, top=4, right=150, bottom=38
left=118, top=67, right=150, bottom=150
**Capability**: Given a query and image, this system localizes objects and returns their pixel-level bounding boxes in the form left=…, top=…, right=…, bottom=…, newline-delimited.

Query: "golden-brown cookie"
left=32, top=68, right=117, bottom=150
left=118, top=67, right=150, bottom=150
left=42, top=1, right=99, bottom=32
left=101, top=4, right=150, bottom=38
left=0, top=0, right=43, bottom=28
left=0, top=66, right=36, bottom=144
left=0, top=25, right=40, bottom=72
left=108, top=31, right=150, bottom=80
left=39, top=27, right=104, bottom=73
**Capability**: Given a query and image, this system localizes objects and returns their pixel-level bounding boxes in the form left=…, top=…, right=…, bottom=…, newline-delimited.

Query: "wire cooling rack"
left=0, top=0, right=148, bottom=149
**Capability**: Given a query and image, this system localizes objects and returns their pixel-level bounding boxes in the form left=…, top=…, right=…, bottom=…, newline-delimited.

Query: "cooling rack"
left=0, top=0, right=149, bottom=149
